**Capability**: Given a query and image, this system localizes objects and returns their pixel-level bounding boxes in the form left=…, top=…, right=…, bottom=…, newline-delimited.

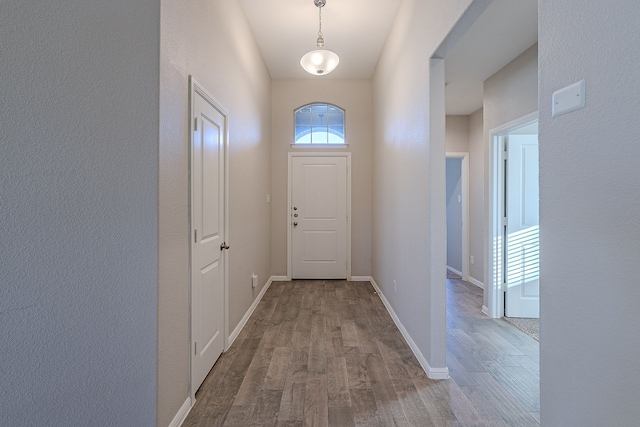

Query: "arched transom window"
left=294, top=103, right=345, bottom=144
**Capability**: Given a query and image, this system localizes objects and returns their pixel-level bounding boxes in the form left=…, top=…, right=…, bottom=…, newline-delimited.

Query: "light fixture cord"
left=314, top=0, right=326, bottom=49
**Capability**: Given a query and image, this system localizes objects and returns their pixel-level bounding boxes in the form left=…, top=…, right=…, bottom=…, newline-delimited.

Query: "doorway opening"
left=487, top=113, right=539, bottom=319
left=446, top=152, right=470, bottom=281
left=189, top=77, right=229, bottom=400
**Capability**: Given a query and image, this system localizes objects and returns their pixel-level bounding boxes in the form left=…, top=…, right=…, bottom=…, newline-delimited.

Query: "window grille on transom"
left=294, top=103, right=345, bottom=144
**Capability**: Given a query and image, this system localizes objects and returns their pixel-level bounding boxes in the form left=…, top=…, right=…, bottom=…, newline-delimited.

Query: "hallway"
left=183, top=279, right=539, bottom=426
left=446, top=278, right=540, bottom=425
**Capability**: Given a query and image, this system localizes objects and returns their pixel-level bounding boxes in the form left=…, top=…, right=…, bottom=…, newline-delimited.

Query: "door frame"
left=445, top=152, right=470, bottom=281
left=485, top=111, right=537, bottom=318
left=188, top=76, right=230, bottom=401
left=287, top=152, right=352, bottom=280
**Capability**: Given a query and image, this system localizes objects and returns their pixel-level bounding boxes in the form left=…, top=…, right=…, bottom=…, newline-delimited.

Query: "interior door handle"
left=220, top=242, right=230, bottom=250
left=293, top=222, right=298, bottom=227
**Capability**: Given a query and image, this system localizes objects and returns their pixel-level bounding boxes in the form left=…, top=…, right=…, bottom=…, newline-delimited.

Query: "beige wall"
left=372, top=0, right=491, bottom=372
left=271, top=79, right=373, bottom=277
left=468, top=108, right=484, bottom=284
left=482, top=43, right=537, bottom=308
left=159, top=1, right=272, bottom=425
left=1, top=1, right=159, bottom=424
left=483, top=43, right=538, bottom=133
left=539, top=1, right=640, bottom=423
left=445, top=115, right=470, bottom=152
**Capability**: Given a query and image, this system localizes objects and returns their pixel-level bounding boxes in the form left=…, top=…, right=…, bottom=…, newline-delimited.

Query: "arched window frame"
left=293, top=103, right=346, bottom=146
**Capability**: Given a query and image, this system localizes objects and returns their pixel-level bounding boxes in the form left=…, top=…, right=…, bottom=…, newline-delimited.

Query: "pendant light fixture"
left=300, top=0, right=339, bottom=76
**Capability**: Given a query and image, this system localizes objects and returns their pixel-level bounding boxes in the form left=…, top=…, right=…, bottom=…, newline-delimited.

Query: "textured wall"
left=445, top=115, right=470, bottom=153
left=0, top=1, right=159, bottom=425
left=159, top=1, right=272, bottom=425
left=483, top=43, right=538, bottom=130
left=372, top=0, right=491, bottom=371
left=539, top=1, right=640, bottom=424
left=270, top=79, right=373, bottom=278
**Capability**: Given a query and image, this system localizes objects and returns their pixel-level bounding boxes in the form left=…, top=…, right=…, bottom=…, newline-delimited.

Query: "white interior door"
left=291, top=155, right=348, bottom=279
left=505, top=134, right=540, bottom=318
left=191, top=80, right=226, bottom=394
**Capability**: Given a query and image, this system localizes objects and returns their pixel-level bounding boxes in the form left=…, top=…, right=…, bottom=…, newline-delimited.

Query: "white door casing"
left=190, top=78, right=227, bottom=397
left=505, top=135, right=540, bottom=318
left=446, top=152, right=470, bottom=281
left=288, top=153, right=350, bottom=279
left=486, top=112, right=538, bottom=319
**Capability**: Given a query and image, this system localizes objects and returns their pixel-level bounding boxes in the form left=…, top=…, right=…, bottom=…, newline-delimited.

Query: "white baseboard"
left=168, top=397, right=192, bottom=427
left=447, top=266, right=484, bottom=291
left=426, top=366, right=451, bottom=379
left=446, top=266, right=462, bottom=277
left=271, top=275, right=289, bottom=281
left=369, top=277, right=450, bottom=380
left=350, top=275, right=372, bottom=281
left=228, top=276, right=275, bottom=348
left=468, top=276, right=485, bottom=289
left=482, top=305, right=490, bottom=317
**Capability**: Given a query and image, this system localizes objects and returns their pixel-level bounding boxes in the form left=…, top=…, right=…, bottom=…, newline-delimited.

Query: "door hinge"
left=194, top=341, right=198, bottom=355
left=502, top=150, right=508, bottom=160
left=194, top=229, right=197, bottom=243
left=194, top=117, right=198, bottom=132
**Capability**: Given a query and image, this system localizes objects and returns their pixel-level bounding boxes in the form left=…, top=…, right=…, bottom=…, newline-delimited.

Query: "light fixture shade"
left=300, top=49, right=340, bottom=75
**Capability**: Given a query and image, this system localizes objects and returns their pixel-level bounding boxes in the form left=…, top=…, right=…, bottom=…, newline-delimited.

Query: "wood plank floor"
left=183, top=279, right=539, bottom=426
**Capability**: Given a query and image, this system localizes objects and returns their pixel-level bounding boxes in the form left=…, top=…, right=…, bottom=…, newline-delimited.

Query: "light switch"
left=552, top=80, right=586, bottom=117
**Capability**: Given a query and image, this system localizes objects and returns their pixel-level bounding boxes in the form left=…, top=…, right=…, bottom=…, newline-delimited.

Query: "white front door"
left=291, top=155, right=348, bottom=279
left=505, top=134, right=540, bottom=318
left=190, top=79, right=226, bottom=394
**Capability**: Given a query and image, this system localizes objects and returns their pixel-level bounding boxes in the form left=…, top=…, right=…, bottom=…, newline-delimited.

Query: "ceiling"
left=240, top=0, right=537, bottom=115
left=444, top=0, right=538, bottom=114
left=240, top=0, right=402, bottom=79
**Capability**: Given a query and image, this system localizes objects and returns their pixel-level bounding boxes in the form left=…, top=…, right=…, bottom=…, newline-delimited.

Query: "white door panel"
left=303, top=231, right=338, bottom=261
left=505, top=135, right=539, bottom=318
left=292, top=156, right=348, bottom=279
left=191, top=81, right=226, bottom=394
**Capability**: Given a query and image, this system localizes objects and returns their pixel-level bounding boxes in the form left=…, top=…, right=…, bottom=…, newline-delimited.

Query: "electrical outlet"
left=252, top=274, right=258, bottom=288
left=393, top=280, right=397, bottom=294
